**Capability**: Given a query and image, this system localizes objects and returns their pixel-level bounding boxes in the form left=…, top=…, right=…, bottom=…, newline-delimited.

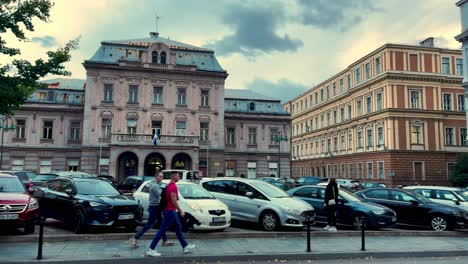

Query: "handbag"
left=327, top=187, right=336, bottom=206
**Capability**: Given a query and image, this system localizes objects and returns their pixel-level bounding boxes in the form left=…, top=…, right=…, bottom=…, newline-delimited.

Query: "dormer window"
left=249, top=102, right=255, bottom=111
left=151, top=51, right=158, bottom=64
left=160, top=52, right=167, bottom=64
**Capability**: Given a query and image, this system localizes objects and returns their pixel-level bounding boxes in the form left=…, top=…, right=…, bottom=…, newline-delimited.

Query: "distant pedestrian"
left=324, top=177, right=339, bottom=232
left=146, top=171, right=195, bottom=257
left=128, top=173, right=174, bottom=248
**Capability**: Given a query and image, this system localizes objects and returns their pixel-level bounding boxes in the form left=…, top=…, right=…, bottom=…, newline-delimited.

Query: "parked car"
left=117, top=176, right=154, bottom=194
left=362, top=182, right=388, bottom=189
left=200, top=178, right=314, bottom=231
left=288, top=185, right=396, bottom=229
left=97, top=175, right=116, bottom=184
left=30, top=174, right=59, bottom=190
left=161, top=170, right=201, bottom=181
left=355, top=188, right=467, bottom=231
left=403, top=186, right=468, bottom=212
left=0, top=170, right=37, bottom=190
left=260, top=177, right=296, bottom=191
left=0, top=173, right=40, bottom=234
left=335, top=179, right=363, bottom=192
left=134, top=180, right=231, bottom=231
left=33, top=177, right=143, bottom=233
left=295, top=176, right=325, bottom=187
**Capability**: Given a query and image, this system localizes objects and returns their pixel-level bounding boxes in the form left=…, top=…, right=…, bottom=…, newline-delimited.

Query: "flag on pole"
left=152, top=134, right=158, bottom=146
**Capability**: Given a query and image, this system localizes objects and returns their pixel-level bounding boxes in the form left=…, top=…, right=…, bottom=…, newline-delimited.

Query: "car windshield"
left=0, top=177, right=25, bottom=193
left=455, top=190, right=468, bottom=201
left=251, top=181, right=291, bottom=198
left=35, top=175, right=57, bottom=181
left=75, top=180, right=120, bottom=195
left=339, top=189, right=361, bottom=202
left=178, top=184, right=215, bottom=199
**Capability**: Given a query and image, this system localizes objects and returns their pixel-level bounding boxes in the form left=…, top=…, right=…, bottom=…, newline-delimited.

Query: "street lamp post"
left=0, top=116, right=16, bottom=170
left=271, top=133, right=289, bottom=178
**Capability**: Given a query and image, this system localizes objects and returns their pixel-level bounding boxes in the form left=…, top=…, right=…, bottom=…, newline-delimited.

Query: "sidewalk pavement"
left=0, top=236, right=467, bottom=264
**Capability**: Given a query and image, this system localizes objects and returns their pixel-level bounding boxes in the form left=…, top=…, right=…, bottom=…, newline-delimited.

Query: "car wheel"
left=430, top=215, right=448, bottom=231
left=260, top=211, right=279, bottom=231
left=352, top=215, right=368, bottom=230
left=24, top=222, right=35, bottom=234
left=73, top=209, right=87, bottom=234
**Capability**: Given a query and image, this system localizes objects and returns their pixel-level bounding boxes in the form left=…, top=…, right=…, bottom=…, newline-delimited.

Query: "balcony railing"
left=118, top=60, right=197, bottom=71
left=111, top=133, right=199, bottom=147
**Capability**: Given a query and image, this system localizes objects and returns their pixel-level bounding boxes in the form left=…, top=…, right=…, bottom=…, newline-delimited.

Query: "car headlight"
left=188, top=202, right=203, bottom=213
left=28, top=199, right=39, bottom=210
left=451, top=210, right=462, bottom=217
left=89, top=201, right=108, bottom=208
left=372, top=209, right=386, bottom=215
left=281, top=205, right=300, bottom=214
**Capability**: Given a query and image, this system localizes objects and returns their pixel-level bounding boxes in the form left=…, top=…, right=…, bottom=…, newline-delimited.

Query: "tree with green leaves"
left=0, top=0, right=79, bottom=115
left=449, top=153, right=468, bottom=188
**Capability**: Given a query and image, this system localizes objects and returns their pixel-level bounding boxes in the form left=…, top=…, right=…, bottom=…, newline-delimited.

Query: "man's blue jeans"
left=134, top=205, right=167, bottom=241
left=149, top=209, right=188, bottom=249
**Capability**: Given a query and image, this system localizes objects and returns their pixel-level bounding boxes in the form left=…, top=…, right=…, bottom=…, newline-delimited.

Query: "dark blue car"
left=288, top=185, right=396, bottom=229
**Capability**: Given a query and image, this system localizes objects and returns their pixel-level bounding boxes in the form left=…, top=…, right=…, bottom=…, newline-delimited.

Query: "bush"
left=449, top=153, right=468, bottom=188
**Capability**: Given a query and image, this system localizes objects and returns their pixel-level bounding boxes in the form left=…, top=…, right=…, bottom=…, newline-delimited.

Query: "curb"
left=1, top=230, right=467, bottom=243
left=1, top=250, right=467, bottom=264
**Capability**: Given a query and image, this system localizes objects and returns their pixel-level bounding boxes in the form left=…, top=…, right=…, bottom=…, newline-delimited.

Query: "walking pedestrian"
left=146, top=171, right=195, bottom=257
left=323, top=177, right=339, bottom=232
left=128, top=172, right=174, bottom=248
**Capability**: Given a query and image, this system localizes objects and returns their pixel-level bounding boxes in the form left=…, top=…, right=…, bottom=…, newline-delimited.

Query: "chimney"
left=420, top=37, right=434, bottom=47
left=150, top=32, right=159, bottom=38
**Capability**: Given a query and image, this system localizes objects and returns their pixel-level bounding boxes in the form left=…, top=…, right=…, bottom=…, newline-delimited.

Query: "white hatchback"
left=133, top=180, right=231, bottom=231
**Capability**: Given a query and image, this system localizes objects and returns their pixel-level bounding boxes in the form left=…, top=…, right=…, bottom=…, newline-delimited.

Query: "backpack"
left=159, top=187, right=168, bottom=210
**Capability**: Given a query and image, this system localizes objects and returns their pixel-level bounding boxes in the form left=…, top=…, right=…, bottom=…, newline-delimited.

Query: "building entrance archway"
left=171, top=153, right=192, bottom=170
left=144, top=153, right=166, bottom=176
left=117, top=151, right=138, bottom=180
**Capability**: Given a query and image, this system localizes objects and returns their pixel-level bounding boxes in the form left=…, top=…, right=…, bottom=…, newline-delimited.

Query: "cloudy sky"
left=0, top=0, right=463, bottom=102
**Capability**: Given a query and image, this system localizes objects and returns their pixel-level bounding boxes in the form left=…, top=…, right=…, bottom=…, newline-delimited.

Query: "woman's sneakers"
left=146, top=248, right=161, bottom=257
left=323, top=225, right=332, bottom=230
left=183, top=244, right=196, bottom=254
left=127, top=238, right=138, bottom=248
left=328, top=227, right=338, bottom=232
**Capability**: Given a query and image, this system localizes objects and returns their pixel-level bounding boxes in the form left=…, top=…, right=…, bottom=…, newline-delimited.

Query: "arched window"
left=249, top=102, right=255, bottom=111
left=160, top=51, right=167, bottom=64
left=151, top=51, right=158, bottom=64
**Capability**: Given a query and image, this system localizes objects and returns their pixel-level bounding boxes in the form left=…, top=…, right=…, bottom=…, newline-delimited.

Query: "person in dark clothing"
left=323, top=178, right=339, bottom=232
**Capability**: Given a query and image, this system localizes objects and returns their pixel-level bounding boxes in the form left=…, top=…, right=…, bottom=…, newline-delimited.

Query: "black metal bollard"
left=360, top=216, right=366, bottom=251
left=37, top=217, right=45, bottom=260
left=306, top=216, right=311, bottom=252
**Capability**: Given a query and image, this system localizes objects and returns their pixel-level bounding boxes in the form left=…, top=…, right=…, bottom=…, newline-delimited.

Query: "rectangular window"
left=355, top=68, right=361, bottom=84
left=460, top=128, right=467, bottom=146
left=378, top=161, right=384, bottom=179
left=340, top=107, right=345, bottom=122
left=458, top=94, right=465, bottom=112
left=315, top=92, right=318, bottom=104
left=348, top=133, right=352, bottom=150
left=70, top=121, right=81, bottom=141
left=309, top=95, right=313, bottom=107
left=340, top=135, right=345, bottom=151
left=200, top=122, right=209, bottom=141
left=67, top=159, right=79, bottom=172
left=358, top=163, right=363, bottom=179
left=321, top=114, right=324, bottom=128
left=127, top=119, right=137, bottom=134
left=12, top=159, right=24, bottom=171
left=42, top=120, right=53, bottom=140
left=201, top=90, right=209, bottom=107
left=442, top=57, right=450, bottom=74
left=357, top=130, right=363, bottom=148
left=447, top=162, right=456, bottom=179
left=365, top=63, right=370, bottom=79
left=366, top=96, right=372, bottom=113
left=367, top=162, right=373, bottom=179
left=347, top=74, right=351, bottom=89
left=327, top=138, right=331, bottom=153
left=327, top=113, right=330, bottom=126
left=334, top=164, right=339, bottom=177
left=348, top=164, right=354, bottom=178
left=102, top=119, right=112, bottom=139
left=247, top=162, right=257, bottom=179
left=177, top=88, right=186, bottom=105
left=377, top=127, right=384, bottom=146
left=333, top=137, right=338, bottom=152
left=333, top=82, right=336, bottom=96
left=320, top=89, right=324, bottom=102
left=348, top=105, right=352, bottom=120
left=456, top=58, right=463, bottom=76
left=410, top=90, right=421, bottom=109
left=445, top=127, right=454, bottom=145
left=340, top=79, right=344, bottom=93
left=248, top=127, right=257, bottom=145
left=326, top=86, right=330, bottom=99
left=268, top=163, right=278, bottom=177
left=128, top=85, right=138, bottom=103
left=443, top=94, right=452, bottom=111
left=39, top=160, right=52, bottom=173
left=15, top=119, right=25, bottom=139
left=153, top=87, right=163, bottom=104
left=333, top=110, right=337, bottom=124
left=376, top=92, right=383, bottom=111
left=176, top=121, right=186, bottom=136
left=341, top=164, right=346, bottom=178
left=225, top=161, right=235, bottom=176
left=151, top=120, right=162, bottom=137
left=375, top=57, right=381, bottom=75
left=411, top=124, right=423, bottom=145
left=226, top=127, right=235, bottom=145
left=357, top=100, right=362, bottom=116
left=270, top=128, right=280, bottom=145
left=103, top=84, right=113, bottom=102
left=366, top=128, right=373, bottom=147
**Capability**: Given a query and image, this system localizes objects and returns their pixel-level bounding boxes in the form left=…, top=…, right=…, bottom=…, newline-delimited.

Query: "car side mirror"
left=410, top=200, right=419, bottom=206
left=246, top=192, right=253, bottom=198
left=65, top=189, right=74, bottom=197
left=27, top=187, right=34, bottom=194
left=453, top=199, right=460, bottom=205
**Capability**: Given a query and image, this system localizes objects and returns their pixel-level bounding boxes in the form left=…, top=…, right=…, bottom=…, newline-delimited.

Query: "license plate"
left=392, top=217, right=397, bottom=222
left=212, top=216, right=225, bottom=223
left=0, top=214, right=19, bottom=220
left=118, top=214, right=134, bottom=220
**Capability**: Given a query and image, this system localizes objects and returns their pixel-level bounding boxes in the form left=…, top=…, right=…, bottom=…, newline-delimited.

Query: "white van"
left=161, top=170, right=201, bottom=181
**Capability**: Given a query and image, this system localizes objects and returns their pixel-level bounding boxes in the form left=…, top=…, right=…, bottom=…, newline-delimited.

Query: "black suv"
left=30, top=171, right=95, bottom=190
left=33, top=177, right=143, bottom=233
left=117, top=176, right=154, bottom=194
left=355, top=188, right=467, bottom=231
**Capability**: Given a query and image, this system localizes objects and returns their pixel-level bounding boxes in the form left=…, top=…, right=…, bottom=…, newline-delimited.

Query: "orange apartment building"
left=284, top=38, right=467, bottom=187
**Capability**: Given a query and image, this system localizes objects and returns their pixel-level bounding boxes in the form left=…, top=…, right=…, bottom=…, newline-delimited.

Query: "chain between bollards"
left=360, top=216, right=366, bottom=251
left=37, top=216, right=45, bottom=260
